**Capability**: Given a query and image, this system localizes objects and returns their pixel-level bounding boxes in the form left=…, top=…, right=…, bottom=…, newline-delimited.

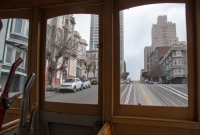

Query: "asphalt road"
left=45, top=81, right=188, bottom=107
left=45, top=85, right=98, bottom=104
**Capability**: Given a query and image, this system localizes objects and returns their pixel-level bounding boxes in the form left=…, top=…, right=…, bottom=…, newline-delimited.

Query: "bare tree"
left=46, top=35, right=79, bottom=86
left=149, top=63, right=165, bottom=82
left=84, top=53, right=97, bottom=78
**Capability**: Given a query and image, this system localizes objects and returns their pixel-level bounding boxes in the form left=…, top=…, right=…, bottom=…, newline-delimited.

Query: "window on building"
left=25, top=21, right=29, bottom=36
left=5, top=47, right=12, bottom=63
left=14, top=19, right=22, bottom=33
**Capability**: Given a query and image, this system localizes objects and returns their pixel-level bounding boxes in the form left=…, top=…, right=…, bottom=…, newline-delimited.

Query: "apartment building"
left=0, top=18, right=29, bottom=92
left=89, top=11, right=125, bottom=73
left=162, top=43, right=187, bottom=84
left=151, top=15, right=179, bottom=51
left=45, top=15, right=88, bottom=86
left=149, top=46, right=171, bottom=81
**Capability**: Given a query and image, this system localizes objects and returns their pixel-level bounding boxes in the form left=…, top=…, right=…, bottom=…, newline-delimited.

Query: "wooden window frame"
left=112, top=0, right=199, bottom=129
left=0, top=8, right=32, bottom=124
left=40, top=3, right=103, bottom=116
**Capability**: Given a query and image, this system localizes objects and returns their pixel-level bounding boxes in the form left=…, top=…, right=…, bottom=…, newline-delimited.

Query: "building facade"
left=162, top=43, right=187, bottom=84
left=45, top=15, right=88, bottom=87
left=89, top=15, right=99, bottom=50
left=144, top=46, right=152, bottom=72
left=0, top=18, right=29, bottom=92
left=89, top=11, right=124, bottom=77
left=119, top=11, right=124, bottom=73
left=149, top=46, right=171, bottom=82
left=151, top=15, right=179, bottom=51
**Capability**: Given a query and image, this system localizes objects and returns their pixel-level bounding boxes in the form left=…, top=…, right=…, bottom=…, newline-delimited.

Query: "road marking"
left=156, top=84, right=188, bottom=100
left=133, top=82, right=137, bottom=104
left=139, top=84, right=153, bottom=105
left=120, top=85, right=129, bottom=98
left=125, top=84, right=132, bottom=104
left=159, top=84, right=188, bottom=97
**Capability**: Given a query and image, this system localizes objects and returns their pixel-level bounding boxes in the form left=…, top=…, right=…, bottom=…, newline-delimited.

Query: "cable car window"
left=120, top=3, right=188, bottom=107
left=45, top=14, right=99, bottom=104
left=0, top=18, right=29, bottom=98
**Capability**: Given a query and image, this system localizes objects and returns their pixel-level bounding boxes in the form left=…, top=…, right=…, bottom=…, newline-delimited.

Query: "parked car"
left=91, top=77, right=98, bottom=85
left=126, top=81, right=130, bottom=84
left=57, top=78, right=82, bottom=93
left=149, top=81, right=153, bottom=84
left=79, top=77, right=91, bottom=89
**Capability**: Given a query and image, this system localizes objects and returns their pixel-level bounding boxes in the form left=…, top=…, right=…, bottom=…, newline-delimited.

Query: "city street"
left=45, top=85, right=98, bottom=104
left=120, top=81, right=188, bottom=106
left=45, top=82, right=188, bottom=107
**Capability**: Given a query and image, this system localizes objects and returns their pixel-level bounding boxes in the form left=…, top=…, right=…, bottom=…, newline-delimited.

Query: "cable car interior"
left=0, top=0, right=200, bottom=134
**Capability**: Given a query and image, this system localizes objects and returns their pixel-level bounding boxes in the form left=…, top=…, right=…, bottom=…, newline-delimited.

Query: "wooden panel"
left=196, top=0, right=200, bottom=123
left=103, top=0, right=114, bottom=122
left=97, top=122, right=113, bottom=135
left=113, top=123, right=200, bottom=135
left=0, top=0, right=103, bottom=10
left=117, top=0, right=187, bottom=11
left=112, top=116, right=200, bottom=130
left=44, top=102, right=101, bottom=115
left=29, top=7, right=41, bottom=113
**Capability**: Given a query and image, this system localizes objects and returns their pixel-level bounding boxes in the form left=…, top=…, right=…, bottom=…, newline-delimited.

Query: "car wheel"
left=88, top=85, right=91, bottom=88
left=80, top=85, right=83, bottom=90
left=73, top=87, right=77, bottom=93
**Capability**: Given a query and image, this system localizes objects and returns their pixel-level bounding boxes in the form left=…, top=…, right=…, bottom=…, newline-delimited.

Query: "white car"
left=57, top=78, right=83, bottom=93
left=79, top=77, right=91, bottom=89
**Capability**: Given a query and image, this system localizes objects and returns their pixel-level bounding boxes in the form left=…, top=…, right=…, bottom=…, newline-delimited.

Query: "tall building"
left=151, top=15, right=179, bottom=50
left=119, top=11, right=124, bottom=72
left=144, top=46, right=152, bottom=72
left=89, top=15, right=99, bottom=50
left=89, top=11, right=124, bottom=72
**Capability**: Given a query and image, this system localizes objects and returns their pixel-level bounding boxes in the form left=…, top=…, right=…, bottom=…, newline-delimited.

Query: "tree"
left=84, top=52, right=97, bottom=78
left=149, top=63, right=166, bottom=82
left=142, top=71, right=149, bottom=79
left=46, top=36, right=79, bottom=86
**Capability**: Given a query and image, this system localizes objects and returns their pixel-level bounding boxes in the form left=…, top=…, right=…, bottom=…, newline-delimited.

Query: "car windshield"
left=80, top=77, right=86, bottom=82
left=65, top=79, right=75, bottom=82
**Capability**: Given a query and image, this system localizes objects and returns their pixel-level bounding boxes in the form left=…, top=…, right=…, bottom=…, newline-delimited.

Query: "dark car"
left=91, top=77, right=98, bottom=85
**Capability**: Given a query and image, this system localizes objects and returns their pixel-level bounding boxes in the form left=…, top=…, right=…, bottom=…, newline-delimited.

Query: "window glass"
left=14, top=19, right=22, bottom=33
left=45, top=14, right=99, bottom=104
left=0, top=18, right=29, bottom=97
left=26, top=21, right=29, bottom=36
left=120, top=4, right=188, bottom=107
left=6, top=47, right=12, bottom=63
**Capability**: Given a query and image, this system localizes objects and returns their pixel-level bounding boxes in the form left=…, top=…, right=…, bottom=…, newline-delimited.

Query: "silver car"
left=57, top=78, right=82, bottom=93
left=79, top=77, right=91, bottom=89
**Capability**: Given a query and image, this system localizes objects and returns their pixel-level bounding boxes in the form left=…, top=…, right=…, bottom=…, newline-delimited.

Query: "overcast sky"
left=73, top=3, right=186, bottom=80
